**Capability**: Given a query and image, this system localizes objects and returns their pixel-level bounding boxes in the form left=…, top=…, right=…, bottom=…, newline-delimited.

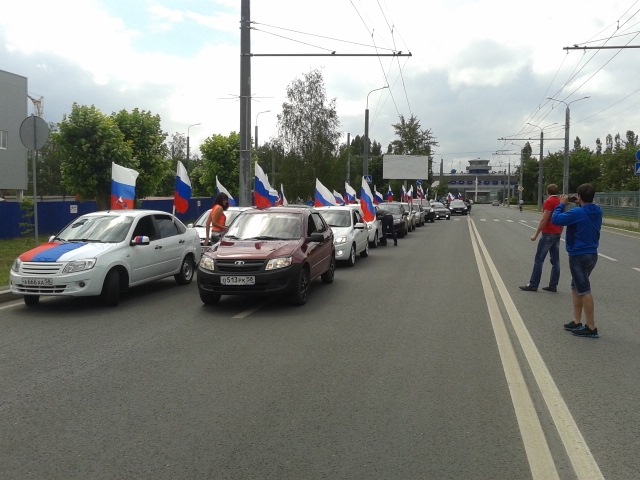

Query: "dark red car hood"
left=209, top=239, right=301, bottom=260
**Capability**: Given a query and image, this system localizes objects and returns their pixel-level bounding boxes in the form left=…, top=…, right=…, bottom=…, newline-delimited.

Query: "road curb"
left=0, top=288, right=21, bottom=304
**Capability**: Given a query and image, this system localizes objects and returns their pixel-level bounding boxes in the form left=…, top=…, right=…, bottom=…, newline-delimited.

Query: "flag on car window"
left=386, top=185, right=394, bottom=202
left=344, top=182, right=357, bottom=204
left=360, top=177, right=376, bottom=223
left=314, top=179, right=337, bottom=207
left=333, top=190, right=346, bottom=205
left=216, top=176, right=237, bottom=206
left=111, top=162, right=139, bottom=210
left=253, top=162, right=273, bottom=209
left=173, top=161, right=191, bottom=214
left=373, top=186, right=383, bottom=205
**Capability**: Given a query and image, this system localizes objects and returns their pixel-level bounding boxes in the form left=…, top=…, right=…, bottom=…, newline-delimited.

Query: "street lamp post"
left=254, top=110, right=270, bottom=150
left=186, top=123, right=202, bottom=169
left=363, top=86, right=389, bottom=177
left=547, top=96, right=589, bottom=194
left=527, top=122, right=558, bottom=210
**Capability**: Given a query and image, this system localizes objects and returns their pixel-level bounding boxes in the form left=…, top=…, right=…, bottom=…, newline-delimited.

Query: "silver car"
left=317, top=206, right=369, bottom=266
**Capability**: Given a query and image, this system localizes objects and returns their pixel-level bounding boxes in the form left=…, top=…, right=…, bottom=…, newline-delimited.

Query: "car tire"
left=346, top=245, right=356, bottom=267
left=174, top=255, right=195, bottom=285
left=321, top=255, right=335, bottom=284
left=101, top=269, right=120, bottom=307
left=24, top=294, right=40, bottom=306
left=360, top=241, right=369, bottom=258
left=199, top=290, right=221, bottom=305
left=446, top=216, right=451, bottom=220
left=370, top=231, right=378, bottom=248
left=289, top=267, right=310, bottom=305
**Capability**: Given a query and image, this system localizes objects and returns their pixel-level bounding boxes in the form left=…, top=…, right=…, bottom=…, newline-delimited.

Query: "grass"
left=0, top=236, right=50, bottom=287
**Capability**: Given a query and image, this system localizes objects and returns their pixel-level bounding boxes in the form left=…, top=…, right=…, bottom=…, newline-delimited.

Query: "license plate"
left=221, top=276, right=255, bottom=286
left=23, top=277, right=53, bottom=286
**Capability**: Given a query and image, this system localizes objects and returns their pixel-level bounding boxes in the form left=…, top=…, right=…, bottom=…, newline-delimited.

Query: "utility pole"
left=346, top=133, right=351, bottom=183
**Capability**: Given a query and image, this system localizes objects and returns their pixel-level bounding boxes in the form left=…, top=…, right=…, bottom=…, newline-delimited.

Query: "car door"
left=151, top=214, right=185, bottom=277
left=306, top=212, right=333, bottom=278
left=352, top=209, right=368, bottom=253
left=129, top=214, right=162, bottom=283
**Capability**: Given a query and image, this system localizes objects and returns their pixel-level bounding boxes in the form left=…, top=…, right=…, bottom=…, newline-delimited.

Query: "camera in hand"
left=568, top=195, right=578, bottom=202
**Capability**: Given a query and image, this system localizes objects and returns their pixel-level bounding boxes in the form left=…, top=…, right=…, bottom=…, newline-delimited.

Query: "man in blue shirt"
left=551, top=183, right=603, bottom=338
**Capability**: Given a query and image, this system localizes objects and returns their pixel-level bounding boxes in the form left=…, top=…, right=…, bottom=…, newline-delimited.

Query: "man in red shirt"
left=519, top=184, right=563, bottom=292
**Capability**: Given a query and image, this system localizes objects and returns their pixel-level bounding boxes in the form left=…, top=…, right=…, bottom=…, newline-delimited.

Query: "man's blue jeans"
left=528, top=233, right=561, bottom=289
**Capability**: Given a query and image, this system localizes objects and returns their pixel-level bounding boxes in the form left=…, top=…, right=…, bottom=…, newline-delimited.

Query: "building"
left=433, top=158, right=518, bottom=204
left=0, top=69, right=28, bottom=194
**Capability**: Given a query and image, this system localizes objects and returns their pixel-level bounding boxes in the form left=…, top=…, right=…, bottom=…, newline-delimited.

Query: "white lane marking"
left=506, top=219, right=514, bottom=222
left=480, top=218, right=486, bottom=221
left=597, top=253, right=617, bottom=261
left=468, top=221, right=560, bottom=480
left=0, top=300, right=23, bottom=311
left=634, top=267, right=640, bottom=273
left=469, top=219, right=604, bottom=480
left=493, top=218, right=500, bottom=222
left=233, top=301, right=268, bottom=319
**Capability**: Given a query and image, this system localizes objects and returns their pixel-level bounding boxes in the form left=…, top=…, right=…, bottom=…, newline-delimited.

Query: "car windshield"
left=55, top=215, right=133, bottom=243
left=193, top=210, right=210, bottom=227
left=320, top=210, right=351, bottom=227
left=226, top=212, right=302, bottom=240
left=382, top=204, right=402, bottom=214
left=451, top=200, right=465, bottom=207
left=432, top=203, right=446, bottom=208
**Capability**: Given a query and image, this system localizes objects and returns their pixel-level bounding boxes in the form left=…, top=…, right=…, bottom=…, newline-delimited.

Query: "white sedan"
left=316, top=206, right=369, bottom=266
left=10, top=210, right=201, bottom=306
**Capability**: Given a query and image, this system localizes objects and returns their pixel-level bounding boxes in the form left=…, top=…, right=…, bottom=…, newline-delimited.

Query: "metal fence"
left=594, top=191, right=640, bottom=220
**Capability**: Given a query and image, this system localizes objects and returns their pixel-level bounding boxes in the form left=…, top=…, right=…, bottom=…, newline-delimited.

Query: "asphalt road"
left=1, top=205, right=639, bottom=480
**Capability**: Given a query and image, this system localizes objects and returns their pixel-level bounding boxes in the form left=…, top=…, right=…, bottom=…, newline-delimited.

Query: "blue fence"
left=0, top=198, right=215, bottom=240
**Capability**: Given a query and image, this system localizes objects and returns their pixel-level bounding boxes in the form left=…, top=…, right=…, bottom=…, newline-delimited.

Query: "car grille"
left=21, top=262, right=65, bottom=275
left=216, top=259, right=265, bottom=273
left=13, top=284, right=67, bottom=294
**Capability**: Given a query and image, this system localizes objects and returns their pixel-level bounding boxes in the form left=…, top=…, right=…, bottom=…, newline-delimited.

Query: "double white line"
left=468, top=218, right=603, bottom=480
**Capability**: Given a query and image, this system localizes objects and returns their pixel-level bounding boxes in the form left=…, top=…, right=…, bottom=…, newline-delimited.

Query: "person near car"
left=551, top=183, right=603, bottom=338
left=205, top=192, right=229, bottom=245
left=376, top=208, right=397, bottom=246
left=519, top=184, right=563, bottom=293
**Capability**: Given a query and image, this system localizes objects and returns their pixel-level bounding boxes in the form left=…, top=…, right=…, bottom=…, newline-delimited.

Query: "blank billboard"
left=382, top=154, right=429, bottom=180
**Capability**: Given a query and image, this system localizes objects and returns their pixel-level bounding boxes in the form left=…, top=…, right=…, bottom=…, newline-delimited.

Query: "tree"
left=57, top=104, right=133, bottom=209
left=197, top=132, right=241, bottom=198
left=387, top=115, right=438, bottom=187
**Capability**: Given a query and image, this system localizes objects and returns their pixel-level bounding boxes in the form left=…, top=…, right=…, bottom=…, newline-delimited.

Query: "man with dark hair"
left=376, top=207, right=397, bottom=246
left=551, top=183, right=603, bottom=338
left=520, top=184, right=563, bottom=292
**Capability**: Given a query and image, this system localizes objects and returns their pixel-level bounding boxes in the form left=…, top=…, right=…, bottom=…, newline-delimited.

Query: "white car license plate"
left=221, top=276, right=255, bottom=286
left=23, top=277, right=53, bottom=286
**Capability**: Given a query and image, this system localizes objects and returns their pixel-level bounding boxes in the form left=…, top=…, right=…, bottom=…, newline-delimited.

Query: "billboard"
left=381, top=154, right=429, bottom=180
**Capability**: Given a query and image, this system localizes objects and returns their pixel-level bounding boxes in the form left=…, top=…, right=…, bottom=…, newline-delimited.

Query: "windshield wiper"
left=246, top=235, right=281, bottom=240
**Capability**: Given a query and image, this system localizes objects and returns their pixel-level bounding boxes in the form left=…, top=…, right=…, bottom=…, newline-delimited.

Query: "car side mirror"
left=131, top=235, right=150, bottom=246
left=354, top=222, right=366, bottom=229
left=187, top=223, right=194, bottom=228
left=308, top=232, right=324, bottom=243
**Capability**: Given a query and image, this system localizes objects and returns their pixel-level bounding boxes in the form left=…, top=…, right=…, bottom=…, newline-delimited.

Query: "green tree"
left=387, top=115, right=438, bottom=186
left=198, top=132, right=240, bottom=198
left=58, top=104, right=133, bottom=209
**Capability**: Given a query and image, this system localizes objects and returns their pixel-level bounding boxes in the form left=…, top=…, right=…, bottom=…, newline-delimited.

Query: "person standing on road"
left=519, top=184, right=563, bottom=292
left=376, top=208, right=397, bottom=246
left=551, top=183, right=603, bottom=338
left=204, top=192, right=229, bottom=246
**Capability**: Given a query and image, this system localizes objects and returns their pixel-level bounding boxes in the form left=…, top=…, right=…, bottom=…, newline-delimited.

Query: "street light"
left=527, top=122, right=558, bottom=210
left=186, top=123, right=202, bottom=169
left=254, top=110, right=270, bottom=150
left=363, top=85, right=389, bottom=176
left=547, top=96, right=589, bottom=194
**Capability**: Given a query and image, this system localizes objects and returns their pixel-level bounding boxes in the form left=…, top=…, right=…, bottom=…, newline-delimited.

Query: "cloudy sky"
left=2, top=0, right=639, bottom=174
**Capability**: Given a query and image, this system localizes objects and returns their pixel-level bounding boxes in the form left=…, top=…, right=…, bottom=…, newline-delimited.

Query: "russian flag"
left=386, top=185, right=393, bottom=202
left=360, top=177, right=376, bottom=223
left=253, top=162, right=272, bottom=209
left=216, top=176, right=237, bottom=207
left=280, top=184, right=288, bottom=206
left=407, top=185, right=414, bottom=203
left=344, top=182, right=357, bottom=204
left=333, top=190, right=345, bottom=205
left=401, top=185, right=407, bottom=202
left=373, top=186, right=383, bottom=205
left=173, top=161, right=191, bottom=214
left=111, top=162, right=139, bottom=210
left=314, top=179, right=337, bottom=207
left=417, top=184, right=424, bottom=199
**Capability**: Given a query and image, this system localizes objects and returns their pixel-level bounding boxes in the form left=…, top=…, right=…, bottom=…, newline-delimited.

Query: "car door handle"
left=179, top=239, right=185, bottom=244
left=155, top=245, right=162, bottom=250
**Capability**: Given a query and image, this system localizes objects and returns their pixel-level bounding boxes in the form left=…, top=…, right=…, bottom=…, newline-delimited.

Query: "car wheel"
left=199, top=290, right=221, bottom=305
left=346, top=244, right=356, bottom=267
left=446, top=216, right=450, bottom=220
left=370, top=231, right=378, bottom=248
left=174, top=255, right=194, bottom=285
left=24, top=294, right=40, bottom=306
left=289, top=267, right=310, bottom=305
left=321, top=255, right=335, bottom=284
left=360, top=241, right=369, bottom=258
left=101, top=269, right=120, bottom=307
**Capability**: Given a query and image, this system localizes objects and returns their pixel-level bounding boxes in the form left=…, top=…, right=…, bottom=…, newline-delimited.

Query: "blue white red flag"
left=344, top=182, right=357, bottom=204
left=111, top=162, right=139, bottom=210
left=173, top=161, right=191, bottom=214
left=386, top=185, right=393, bottom=202
left=407, top=185, right=414, bottom=203
left=401, top=184, right=407, bottom=202
left=333, top=190, right=345, bottom=205
left=314, top=179, right=337, bottom=207
left=373, top=186, right=383, bottom=205
left=254, top=162, right=273, bottom=209
left=280, top=184, right=288, bottom=206
left=216, top=176, right=237, bottom=206
left=359, top=177, right=376, bottom=223
left=417, top=185, right=424, bottom=199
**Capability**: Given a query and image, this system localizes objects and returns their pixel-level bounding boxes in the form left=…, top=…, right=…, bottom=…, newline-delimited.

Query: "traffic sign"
left=635, top=161, right=640, bottom=176
left=19, top=115, right=50, bottom=150
left=518, top=186, right=524, bottom=192
left=416, top=180, right=422, bottom=186
left=364, top=175, right=372, bottom=184
left=635, top=149, right=640, bottom=161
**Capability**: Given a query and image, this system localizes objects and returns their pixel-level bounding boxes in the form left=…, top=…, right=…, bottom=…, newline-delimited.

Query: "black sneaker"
left=563, top=321, right=583, bottom=331
left=519, top=285, right=537, bottom=291
left=572, top=325, right=599, bottom=338
left=542, top=286, right=557, bottom=292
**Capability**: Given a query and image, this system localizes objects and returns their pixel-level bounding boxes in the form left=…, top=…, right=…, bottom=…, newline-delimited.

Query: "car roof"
left=83, top=209, right=176, bottom=218
left=315, top=205, right=355, bottom=211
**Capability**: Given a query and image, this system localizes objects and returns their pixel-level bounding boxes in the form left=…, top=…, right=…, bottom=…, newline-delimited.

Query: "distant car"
left=449, top=199, right=468, bottom=215
left=378, top=202, right=409, bottom=237
left=10, top=210, right=201, bottom=307
left=317, top=206, right=369, bottom=266
left=408, top=203, right=427, bottom=226
left=190, top=206, right=252, bottom=248
left=429, top=202, right=451, bottom=220
left=492, top=199, right=500, bottom=206
left=197, top=206, right=335, bottom=306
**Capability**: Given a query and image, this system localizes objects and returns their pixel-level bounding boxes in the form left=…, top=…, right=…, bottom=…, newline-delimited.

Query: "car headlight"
left=334, top=236, right=347, bottom=245
left=62, top=259, right=97, bottom=274
left=200, top=256, right=215, bottom=271
left=366, top=223, right=373, bottom=230
left=11, top=258, right=21, bottom=272
left=266, top=256, right=292, bottom=270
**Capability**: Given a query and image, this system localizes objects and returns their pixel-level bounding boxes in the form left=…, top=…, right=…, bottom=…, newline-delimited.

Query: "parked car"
left=10, top=210, right=201, bottom=307
left=317, top=206, right=369, bottom=266
left=449, top=199, right=468, bottom=215
left=347, top=203, right=381, bottom=248
left=190, top=206, right=252, bottom=249
left=429, top=202, right=451, bottom=220
left=377, top=202, right=409, bottom=237
left=398, top=202, right=417, bottom=231
left=492, top=199, right=500, bottom=206
left=197, top=206, right=335, bottom=306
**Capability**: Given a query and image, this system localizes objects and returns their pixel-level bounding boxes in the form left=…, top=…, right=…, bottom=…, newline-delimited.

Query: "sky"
left=2, top=0, right=639, bottom=177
